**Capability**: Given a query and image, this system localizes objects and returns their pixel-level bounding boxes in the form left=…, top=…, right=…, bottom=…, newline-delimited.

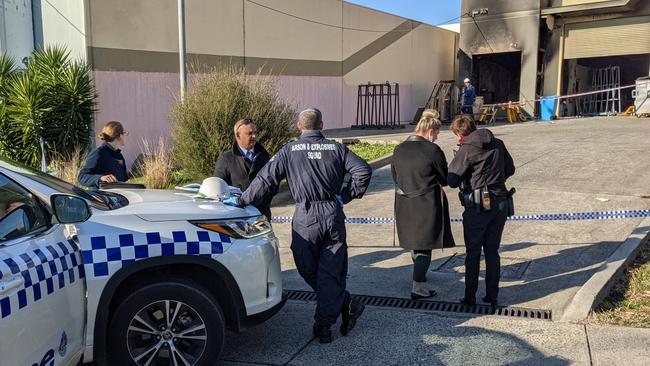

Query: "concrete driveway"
left=271, top=117, right=650, bottom=318
left=218, top=117, right=650, bottom=365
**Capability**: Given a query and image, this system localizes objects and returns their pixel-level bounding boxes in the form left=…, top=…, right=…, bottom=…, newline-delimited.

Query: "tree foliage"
left=0, top=46, right=96, bottom=168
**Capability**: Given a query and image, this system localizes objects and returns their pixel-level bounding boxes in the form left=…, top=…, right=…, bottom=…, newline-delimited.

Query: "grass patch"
left=349, top=142, right=395, bottom=162
left=591, top=239, right=650, bottom=327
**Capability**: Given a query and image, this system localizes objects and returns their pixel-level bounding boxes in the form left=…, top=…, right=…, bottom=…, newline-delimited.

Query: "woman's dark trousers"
left=462, top=199, right=508, bottom=301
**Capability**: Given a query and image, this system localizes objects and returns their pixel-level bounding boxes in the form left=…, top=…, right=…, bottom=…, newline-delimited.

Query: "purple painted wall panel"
left=276, top=76, right=344, bottom=129
left=93, top=71, right=179, bottom=165
left=92, top=71, right=416, bottom=165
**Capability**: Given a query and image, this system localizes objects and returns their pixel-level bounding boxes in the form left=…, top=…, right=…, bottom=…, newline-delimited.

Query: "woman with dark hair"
left=78, top=121, right=129, bottom=188
left=447, top=115, right=515, bottom=307
left=391, top=109, right=455, bottom=300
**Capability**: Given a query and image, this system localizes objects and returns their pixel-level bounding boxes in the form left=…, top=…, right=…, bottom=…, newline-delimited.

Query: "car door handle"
left=0, top=276, right=25, bottom=294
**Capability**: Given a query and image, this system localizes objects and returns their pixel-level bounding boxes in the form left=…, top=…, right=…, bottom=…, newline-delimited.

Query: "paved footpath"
left=221, top=302, right=650, bottom=365
left=223, top=117, right=650, bottom=365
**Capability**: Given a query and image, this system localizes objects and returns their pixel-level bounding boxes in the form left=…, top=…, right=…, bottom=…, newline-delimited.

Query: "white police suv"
left=0, top=157, right=284, bottom=365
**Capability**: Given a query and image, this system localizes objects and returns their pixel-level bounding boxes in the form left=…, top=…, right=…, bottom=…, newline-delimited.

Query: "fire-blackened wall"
left=459, top=0, right=541, bottom=114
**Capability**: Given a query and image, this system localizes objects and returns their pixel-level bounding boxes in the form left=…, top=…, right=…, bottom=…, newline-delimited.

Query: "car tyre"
left=108, top=278, right=225, bottom=366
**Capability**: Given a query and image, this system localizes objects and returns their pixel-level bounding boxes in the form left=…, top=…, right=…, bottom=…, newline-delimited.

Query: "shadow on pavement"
left=221, top=302, right=578, bottom=365
left=282, top=240, right=621, bottom=314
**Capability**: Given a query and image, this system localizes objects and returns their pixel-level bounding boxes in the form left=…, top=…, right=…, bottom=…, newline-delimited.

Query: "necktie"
left=246, top=150, right=254, bottom=162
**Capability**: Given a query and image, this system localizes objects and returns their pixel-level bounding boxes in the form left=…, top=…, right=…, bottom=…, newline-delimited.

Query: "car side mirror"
left=51, top=194, right=92, bottom=224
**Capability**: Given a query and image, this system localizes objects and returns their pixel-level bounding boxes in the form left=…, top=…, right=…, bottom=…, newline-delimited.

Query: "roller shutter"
left=564, top=15, right=650, bottom=59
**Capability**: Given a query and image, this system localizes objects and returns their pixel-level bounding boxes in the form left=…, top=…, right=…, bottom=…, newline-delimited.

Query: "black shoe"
left=313, top=324, right=332, bottom=344
left=411, top=290, right=437, bottom=300
left=340, top=299, right=365, bottom=336
left=482, top=296, right=499, bottom=307
left=459, top=297, right=476, bottom=306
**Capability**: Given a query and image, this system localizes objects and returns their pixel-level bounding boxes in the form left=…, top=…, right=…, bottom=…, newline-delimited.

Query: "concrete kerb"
left=561, top=217, right=650, bottom=322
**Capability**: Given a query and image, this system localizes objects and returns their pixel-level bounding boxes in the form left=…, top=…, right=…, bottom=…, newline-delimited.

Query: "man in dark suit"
left=214, top=118, right=274, bottom=220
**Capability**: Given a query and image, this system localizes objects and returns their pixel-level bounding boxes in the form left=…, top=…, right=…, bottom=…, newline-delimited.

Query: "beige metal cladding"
left=564, top=15, right=650, bottom=59
left=549, top=0, right=616, bottom=6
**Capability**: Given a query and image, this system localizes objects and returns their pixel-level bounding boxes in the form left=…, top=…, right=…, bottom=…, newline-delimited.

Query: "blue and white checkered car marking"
left=81, top=230, right=231, bottom=278
left=0, top=240, right=84, bottom=319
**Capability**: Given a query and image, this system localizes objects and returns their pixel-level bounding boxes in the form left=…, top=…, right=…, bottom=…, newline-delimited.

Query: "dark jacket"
left=391, top=135, right=455, bottom=250
left=214, top=142, right=274, bottom=219
left=463, top=84, right=476, bottom=107
left=447, top=129, right=515, bottom=195
left=78, top=143, right=128, bottom=188
left=240, top=130, right=371, bottom=209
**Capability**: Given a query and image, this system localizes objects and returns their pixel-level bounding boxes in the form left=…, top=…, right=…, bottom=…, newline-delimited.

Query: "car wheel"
left=108, top=278, right=225, bottom=366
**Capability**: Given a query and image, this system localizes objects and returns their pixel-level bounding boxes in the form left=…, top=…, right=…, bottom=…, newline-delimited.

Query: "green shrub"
left=170, top=65, right=297, bottom=182
left=0, top=46, right=96, bottom=168
left=0, top=54, right=18, bottom=156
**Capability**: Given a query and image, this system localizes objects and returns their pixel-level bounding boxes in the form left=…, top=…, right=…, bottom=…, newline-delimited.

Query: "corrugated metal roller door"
left=564, top=15, right=650, bottom=59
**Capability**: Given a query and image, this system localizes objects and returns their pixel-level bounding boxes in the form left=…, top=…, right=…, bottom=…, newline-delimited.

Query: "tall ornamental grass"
left=49, top=148, right=86, bottom=185
left=140, top=137, right=175, bottom=189
left=170, top=65, right=297, bottom=182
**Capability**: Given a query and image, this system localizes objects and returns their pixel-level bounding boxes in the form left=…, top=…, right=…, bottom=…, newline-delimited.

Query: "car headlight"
left=192, top=216, right=272, bottom=239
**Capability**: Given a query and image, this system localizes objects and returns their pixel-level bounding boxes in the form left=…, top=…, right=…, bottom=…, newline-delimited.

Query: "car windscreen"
left=0, top=157, right=128, bottom=210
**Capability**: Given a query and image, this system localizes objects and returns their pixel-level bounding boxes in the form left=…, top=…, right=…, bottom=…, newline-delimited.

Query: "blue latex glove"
left=222, top=196, right=243, bottom=207
left=335, top=195, right=344, bottom=208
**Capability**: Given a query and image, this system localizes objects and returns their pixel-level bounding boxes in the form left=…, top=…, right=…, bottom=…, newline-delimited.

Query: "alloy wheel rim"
left=126, top=299, right=208, bottom=366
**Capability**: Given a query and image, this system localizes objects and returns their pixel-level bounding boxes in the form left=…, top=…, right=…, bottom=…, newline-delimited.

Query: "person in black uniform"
left=214, top=118, right=274, bottom=220
left=447, top=115, right=515, bottom=307
left=78, top=121, right=129, bottom=188
left=228, top=108, right=372, bottom=343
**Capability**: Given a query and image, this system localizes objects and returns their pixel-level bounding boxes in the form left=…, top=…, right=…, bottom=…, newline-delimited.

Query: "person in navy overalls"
left=235, top=108, right=372, bottom=343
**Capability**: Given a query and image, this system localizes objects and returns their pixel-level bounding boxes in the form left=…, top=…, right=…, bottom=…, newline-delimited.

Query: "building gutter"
left=541, top=0, right=640, bottom=16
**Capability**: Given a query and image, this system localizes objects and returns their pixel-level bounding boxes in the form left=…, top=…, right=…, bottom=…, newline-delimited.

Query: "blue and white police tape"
left=271, top=209, right=650, bottom=224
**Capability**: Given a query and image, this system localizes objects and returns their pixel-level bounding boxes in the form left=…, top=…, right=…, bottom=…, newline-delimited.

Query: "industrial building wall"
left=542, top=1, right=650, bottom=98
left=30, top=0, right=87, bottom=60
left=85, top=0, right=458, bottom=164
left=458, top=0, right=541, bottom=115
left=0, top=0, right=34, bottom=62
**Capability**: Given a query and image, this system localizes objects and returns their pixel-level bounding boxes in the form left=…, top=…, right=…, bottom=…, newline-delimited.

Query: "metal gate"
left=353, top=82, right=402, bottom=129
left=581, top=66, right=621, bottom=115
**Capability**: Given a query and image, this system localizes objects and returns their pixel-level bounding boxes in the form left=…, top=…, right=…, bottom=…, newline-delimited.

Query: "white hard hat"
left=196, top=177, right=230, bottom=200
left=464, top=78, right=471, bottom=83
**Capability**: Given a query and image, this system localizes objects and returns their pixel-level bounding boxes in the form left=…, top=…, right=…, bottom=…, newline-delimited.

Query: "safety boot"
left=482, top=296, right=499, bottom=308
left=459, top=297, right=476, bottom=306
left=312, top=324, right=332, bottom=344
left=340, top=298, right=365, bottom=336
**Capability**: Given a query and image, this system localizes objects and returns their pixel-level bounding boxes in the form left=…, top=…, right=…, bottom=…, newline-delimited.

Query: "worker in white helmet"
left=461, top=78, right=476, bottom=117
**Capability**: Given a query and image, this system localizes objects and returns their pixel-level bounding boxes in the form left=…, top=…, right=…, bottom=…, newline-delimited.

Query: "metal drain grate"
left=284, top=290, right=552, bottom=320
